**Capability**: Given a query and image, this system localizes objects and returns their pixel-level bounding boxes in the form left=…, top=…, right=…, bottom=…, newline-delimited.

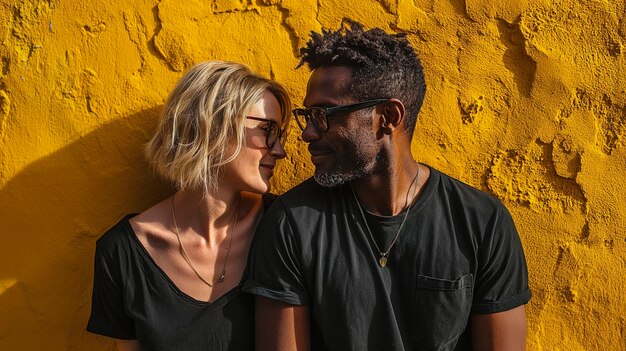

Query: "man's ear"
left=378, top=99, right=406, bottom=135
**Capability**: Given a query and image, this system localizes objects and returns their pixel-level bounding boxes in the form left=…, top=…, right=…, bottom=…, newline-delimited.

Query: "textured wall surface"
left=0, top=0, right=624, bottom=350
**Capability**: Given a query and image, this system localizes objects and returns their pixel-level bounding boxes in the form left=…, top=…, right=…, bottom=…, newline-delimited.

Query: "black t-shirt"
left=87, top=215, right=254, bottom=351
left=243, top=166, right=531, bottom=351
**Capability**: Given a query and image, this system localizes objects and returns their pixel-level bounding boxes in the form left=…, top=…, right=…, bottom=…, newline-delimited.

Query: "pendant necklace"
left=351, top=164, right=421, bottom=268
left=171, top=194, right=240, bottom=287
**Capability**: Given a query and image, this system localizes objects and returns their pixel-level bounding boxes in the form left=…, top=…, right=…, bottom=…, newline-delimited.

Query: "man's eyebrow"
left=303, top=99, right=341, bottom=108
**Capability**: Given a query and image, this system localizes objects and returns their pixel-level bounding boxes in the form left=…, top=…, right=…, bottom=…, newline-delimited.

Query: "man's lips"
left=308, top=145, right=333, bottom=157
left=260, top=164, right=275, bottom=170
left=309, top=149, right=333, bottom=165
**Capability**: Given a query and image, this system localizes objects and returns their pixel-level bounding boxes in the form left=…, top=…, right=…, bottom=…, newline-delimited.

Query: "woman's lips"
left=260, top=164, right=275, bottom=176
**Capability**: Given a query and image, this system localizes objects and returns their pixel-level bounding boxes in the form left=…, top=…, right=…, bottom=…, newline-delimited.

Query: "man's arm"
left=255, top=297, right=311, bottom=351
left=471, top=305, right=527, bottom=351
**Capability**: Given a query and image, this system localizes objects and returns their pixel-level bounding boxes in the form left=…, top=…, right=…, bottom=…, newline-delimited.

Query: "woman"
left=87, top=61, right=291, bottom=350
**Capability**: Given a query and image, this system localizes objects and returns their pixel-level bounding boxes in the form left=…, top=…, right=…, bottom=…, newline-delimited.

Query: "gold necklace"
left=170, top=195, right=240, bottom=287
left=351, top=164, right=421, bottom=268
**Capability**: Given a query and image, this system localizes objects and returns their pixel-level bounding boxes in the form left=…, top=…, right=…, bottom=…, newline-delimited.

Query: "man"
left=243, top=23, right=531, bottom=351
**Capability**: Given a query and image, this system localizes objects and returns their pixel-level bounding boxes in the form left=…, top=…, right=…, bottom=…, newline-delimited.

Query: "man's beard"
left=312, top=127, right=380, bottom=187
left=313, top=154, right=378, bottom=187
left=314, top=168, right=367, bottom=187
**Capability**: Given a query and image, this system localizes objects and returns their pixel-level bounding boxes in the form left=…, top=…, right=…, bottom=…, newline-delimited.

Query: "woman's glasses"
left=246, top=116, right=287, bottom=148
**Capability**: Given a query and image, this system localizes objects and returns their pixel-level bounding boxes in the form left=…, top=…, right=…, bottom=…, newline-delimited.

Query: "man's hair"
left=298, top=22, right=426, bottom=138
left=145, top=61, right=291, bottom=196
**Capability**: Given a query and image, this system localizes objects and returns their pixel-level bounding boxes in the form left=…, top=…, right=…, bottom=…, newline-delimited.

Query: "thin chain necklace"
left=351, top=164, right=421, bottom=268
left=170, top=194, right=240, bottom=287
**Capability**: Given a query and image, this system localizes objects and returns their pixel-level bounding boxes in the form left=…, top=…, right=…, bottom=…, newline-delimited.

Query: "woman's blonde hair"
left=145, top=61, right=291, bottom=196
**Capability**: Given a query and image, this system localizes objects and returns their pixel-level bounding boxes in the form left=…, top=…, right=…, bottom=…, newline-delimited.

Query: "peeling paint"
left=551, top=134, right=582, bottom=180
left=486, top=139, right=587, bottom=214
left=496, top=18, right=536, bottom=97
left=595, top=94, right=626, bottom=155
left=458, top=94, right=484, bottom=124
left=0, top=90, right=10, bottom=140
left=153, top=19, right=193, bottom=72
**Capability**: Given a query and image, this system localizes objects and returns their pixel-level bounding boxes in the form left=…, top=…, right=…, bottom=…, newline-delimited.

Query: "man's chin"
left=314, top=171, right=355, bottom=188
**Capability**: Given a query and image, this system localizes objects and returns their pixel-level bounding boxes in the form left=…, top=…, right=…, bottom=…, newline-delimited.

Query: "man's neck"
left=351, top=154, right=422, bottom=217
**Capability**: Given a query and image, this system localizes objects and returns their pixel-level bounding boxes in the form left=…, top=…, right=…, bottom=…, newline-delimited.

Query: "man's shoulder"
left=260, top=177, right=342, bottom=230
left=427, top=167, right=519, bottom=244
left=430, top=166, right=505, bottom=212
left=274, top=177, right=332, bottom=208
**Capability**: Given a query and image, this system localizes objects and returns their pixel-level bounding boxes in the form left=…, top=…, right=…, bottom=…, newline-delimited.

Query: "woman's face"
left=222, top=91, right=287, bottom=194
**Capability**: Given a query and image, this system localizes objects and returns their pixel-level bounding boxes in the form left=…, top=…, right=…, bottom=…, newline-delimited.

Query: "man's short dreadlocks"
left=298, top=22, right=426, bottom=138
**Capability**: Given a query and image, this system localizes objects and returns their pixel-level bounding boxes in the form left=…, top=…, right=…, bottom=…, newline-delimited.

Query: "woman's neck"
left=172, top=188, right=241, bottom=245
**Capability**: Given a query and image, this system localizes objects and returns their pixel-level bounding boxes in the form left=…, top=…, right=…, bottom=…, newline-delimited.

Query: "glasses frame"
left=245, top=116, right=287, bottom=148
left=292, top=99, right=389, bottom=132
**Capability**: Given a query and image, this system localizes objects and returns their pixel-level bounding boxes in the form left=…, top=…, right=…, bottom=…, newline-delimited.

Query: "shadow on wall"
left=0, top=106, right=171, bottom=350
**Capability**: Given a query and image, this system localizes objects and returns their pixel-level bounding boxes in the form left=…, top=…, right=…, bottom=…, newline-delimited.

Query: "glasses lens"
left=266, top=123, right=278, bottom=148
left=292, top=108, right=328, bottom=132
left=278, top=128, right=288, bottom=148
left=309, top=108, right=327, bottom=131
left=292, top=109, right=308, bottom=131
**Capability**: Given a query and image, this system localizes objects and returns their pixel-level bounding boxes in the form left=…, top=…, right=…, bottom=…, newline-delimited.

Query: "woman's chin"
left=246, top=179, right=271, bottom=195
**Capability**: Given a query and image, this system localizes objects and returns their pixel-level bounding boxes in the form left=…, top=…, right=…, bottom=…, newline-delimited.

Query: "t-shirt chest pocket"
left=411, top=273, right=473, bottom=350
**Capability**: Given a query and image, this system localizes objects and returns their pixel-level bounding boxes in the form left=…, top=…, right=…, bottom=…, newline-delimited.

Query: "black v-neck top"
left=87, top=211, right=259, bottom=351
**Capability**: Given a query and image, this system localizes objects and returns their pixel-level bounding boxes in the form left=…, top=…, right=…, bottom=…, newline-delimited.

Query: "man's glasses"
left=246, top=116, right=287, bottom=148
left=292, top=99, right=388, bottom=132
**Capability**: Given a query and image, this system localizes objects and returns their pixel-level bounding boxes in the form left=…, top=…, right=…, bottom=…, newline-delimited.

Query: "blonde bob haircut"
left=145, top=61, right=291, bottom=196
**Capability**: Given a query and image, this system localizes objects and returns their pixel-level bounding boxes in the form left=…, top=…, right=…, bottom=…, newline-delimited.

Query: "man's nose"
left=301, top=120, right=321, bottom=143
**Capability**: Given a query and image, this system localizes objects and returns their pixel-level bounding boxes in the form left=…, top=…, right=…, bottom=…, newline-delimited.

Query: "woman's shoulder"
left=127, top=198, right=180, bottom=254
left=98, top=198, right=172, bottom=255
left=93, top=214, right=138, bottom=267
left=97, top=215, right=135, bottom=248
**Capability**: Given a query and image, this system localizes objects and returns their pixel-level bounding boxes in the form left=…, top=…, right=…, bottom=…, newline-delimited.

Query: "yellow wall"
left=0, top=0, right=624, bottom=350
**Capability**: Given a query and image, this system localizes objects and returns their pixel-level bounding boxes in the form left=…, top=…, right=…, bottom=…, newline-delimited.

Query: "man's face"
left=302, top=66, right=380, bottom=187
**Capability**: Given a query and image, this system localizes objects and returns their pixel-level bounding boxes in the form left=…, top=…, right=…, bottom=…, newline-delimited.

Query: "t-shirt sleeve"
left=243, top=199, right=310, bottom=305
left=86, top=235, right=136, bottom=339
left=471, top=204, right=531, bottom=314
